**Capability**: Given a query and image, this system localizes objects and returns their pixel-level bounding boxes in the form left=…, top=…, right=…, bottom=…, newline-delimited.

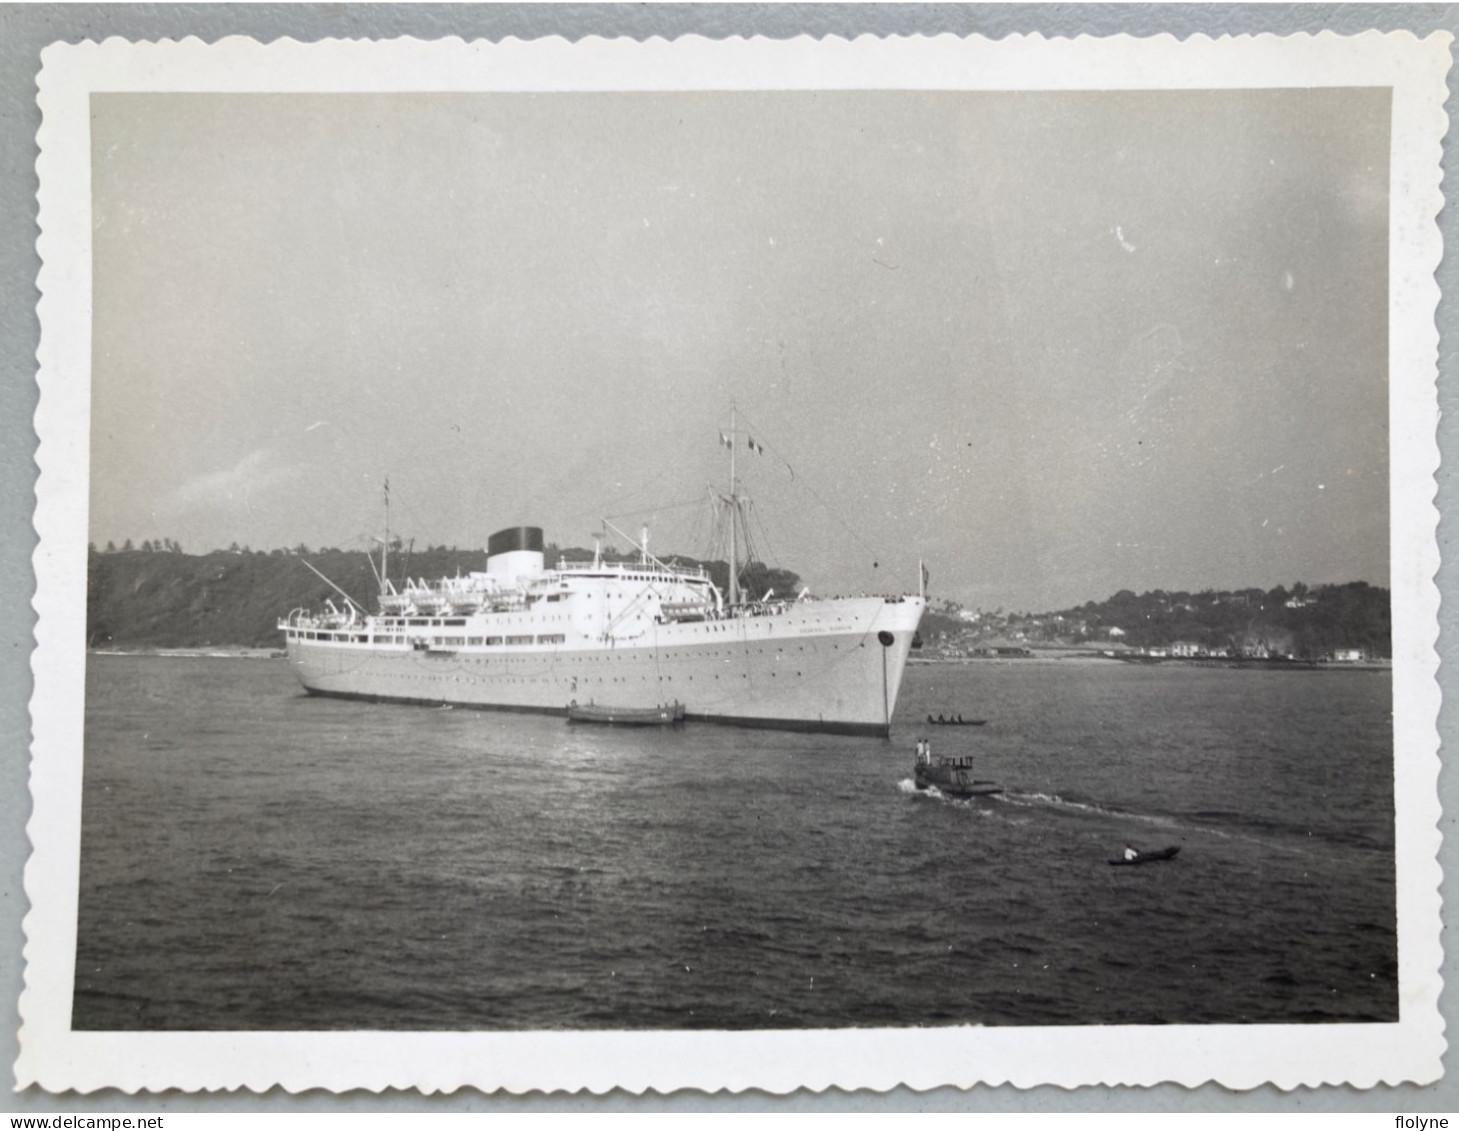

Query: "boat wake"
left=992, top=791, right=1348, bottom=856
left=901, top=781, right=1349, bottom=854
left=904, top=778, right=1208, bottom=833
left=998, top=790, right=1181, bottom=828
left=897, top=778, right=1001, bottom=813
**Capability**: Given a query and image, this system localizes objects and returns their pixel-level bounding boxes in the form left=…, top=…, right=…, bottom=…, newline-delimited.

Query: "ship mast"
left=381, top=477, right=390, bottom=597
left=726, top=406, right=740, bottom=607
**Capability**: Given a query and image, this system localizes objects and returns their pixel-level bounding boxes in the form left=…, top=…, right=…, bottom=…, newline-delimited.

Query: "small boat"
left=1108, top=845, right=1181, bottom=866
left=567, top=699, right=685, bottom=726
left=927, top=714, right=987, bottom=726
left=913, top=753, right=1003, bottom=798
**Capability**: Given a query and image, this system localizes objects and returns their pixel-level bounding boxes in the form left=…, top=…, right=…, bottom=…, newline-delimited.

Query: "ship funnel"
left=486, top=526, right=545, bottom=582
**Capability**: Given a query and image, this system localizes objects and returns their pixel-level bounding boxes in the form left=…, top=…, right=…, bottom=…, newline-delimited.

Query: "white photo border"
left=21, top=32, right=1449, bottom=1093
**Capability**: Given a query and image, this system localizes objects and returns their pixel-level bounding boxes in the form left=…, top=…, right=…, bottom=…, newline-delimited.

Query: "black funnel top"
left=487, top=526, right=544, bottom=556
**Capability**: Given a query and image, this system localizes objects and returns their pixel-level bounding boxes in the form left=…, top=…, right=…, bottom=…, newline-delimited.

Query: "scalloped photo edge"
left=18, top=31, right=1448, bottom=1093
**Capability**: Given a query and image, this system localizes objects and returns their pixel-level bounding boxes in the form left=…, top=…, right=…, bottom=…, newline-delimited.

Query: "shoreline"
left=909, top=654, right=1392, bottom=670
left=92, top=647, right=1394, bottom=671
left=91, top=647, right=282, bottom=660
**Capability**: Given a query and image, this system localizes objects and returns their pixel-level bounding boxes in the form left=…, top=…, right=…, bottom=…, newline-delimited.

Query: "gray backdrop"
left=2, top=3, right=1454, bottom=1113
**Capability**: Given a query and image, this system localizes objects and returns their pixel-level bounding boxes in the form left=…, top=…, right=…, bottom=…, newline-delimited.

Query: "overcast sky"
left=90, top=88, right=1390, bottom=611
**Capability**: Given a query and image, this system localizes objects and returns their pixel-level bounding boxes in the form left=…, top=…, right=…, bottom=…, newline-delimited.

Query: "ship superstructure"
left=279, top=417, right=925, bottom=736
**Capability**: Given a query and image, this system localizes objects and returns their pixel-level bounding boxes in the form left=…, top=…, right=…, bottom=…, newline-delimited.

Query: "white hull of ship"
left=285, top=596, right=922, bottom=736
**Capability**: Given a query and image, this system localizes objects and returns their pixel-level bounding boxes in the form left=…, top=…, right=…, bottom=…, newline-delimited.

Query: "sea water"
left=73, top=653, right=1395, bottom=1029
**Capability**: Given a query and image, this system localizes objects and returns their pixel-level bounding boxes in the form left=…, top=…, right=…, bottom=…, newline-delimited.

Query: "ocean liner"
left=279, top=418, right=926, bottom=736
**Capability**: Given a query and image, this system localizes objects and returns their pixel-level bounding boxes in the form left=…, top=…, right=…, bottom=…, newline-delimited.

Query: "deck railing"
left=552, top=560, right=711, bottom=581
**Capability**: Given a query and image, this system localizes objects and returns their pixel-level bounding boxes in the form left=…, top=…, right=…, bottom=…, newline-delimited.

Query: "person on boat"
left=1123, top=844, right=1140, bottom=861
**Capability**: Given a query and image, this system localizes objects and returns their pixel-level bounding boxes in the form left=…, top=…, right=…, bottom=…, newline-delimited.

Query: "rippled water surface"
left=74, top=654, right=1395, bottom=1029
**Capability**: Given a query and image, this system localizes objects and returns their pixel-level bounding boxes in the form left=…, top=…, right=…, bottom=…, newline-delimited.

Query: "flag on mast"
left=747, top=437, right=764, bottom=455
left=719, top=431, right=733, bottom=449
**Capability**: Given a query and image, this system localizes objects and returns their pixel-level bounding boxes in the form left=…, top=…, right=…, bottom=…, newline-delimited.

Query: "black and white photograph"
left=18, top=32, right=1446, bottom=1093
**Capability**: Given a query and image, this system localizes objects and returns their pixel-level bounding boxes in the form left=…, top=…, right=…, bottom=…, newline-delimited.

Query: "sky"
left=89, top=88, right=1391, bottom=612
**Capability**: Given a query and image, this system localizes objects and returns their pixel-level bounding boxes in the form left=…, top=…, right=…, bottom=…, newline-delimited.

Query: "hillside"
left=87, top=544, right=1389, bottom=659
left=85, top=545, right=800, bottom=649
left=925, top=582, right=1391, bottom=660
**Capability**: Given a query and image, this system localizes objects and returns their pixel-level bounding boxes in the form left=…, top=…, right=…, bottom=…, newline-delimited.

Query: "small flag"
left=747, top=437, right=764, bottom=455
left=921, top=563, right=930, bottom=590
left=719, top=432, right=733, bottom=449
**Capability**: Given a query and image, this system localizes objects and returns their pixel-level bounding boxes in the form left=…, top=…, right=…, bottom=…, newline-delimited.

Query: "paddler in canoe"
left=1110, top=844, right=1181, bottom=866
